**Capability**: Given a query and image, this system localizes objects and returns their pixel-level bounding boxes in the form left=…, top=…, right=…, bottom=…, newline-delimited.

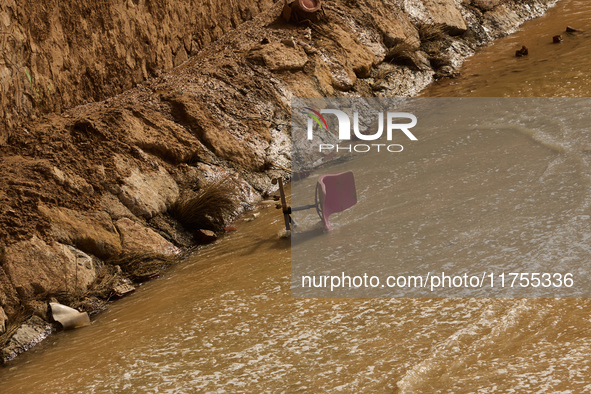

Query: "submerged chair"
left=275, top=171, right=357, bottom=232
left=315, top=171, right=357, bottom=230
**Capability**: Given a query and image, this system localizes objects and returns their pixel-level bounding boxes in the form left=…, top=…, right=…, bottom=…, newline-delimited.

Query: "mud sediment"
left=0, top=0, right=559, bottom=362
left=0, top=0, right=275, bottom=145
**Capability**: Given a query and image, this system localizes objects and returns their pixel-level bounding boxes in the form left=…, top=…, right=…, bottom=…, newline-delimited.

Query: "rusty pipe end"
left=292, top=0, right=321, bottom=13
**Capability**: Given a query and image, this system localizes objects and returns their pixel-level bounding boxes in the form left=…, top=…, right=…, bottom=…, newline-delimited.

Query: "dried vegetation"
left=418, top=23, right=447, bottom=43
left=108, top=252, right=176, bottom=280
left=171, top=176, right=240, bottom=233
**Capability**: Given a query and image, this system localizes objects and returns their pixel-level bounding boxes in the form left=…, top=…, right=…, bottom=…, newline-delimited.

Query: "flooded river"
left=3, top=0, right=591, bottom=392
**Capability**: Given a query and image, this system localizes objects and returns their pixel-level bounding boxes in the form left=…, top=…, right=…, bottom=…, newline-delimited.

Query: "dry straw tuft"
left=171, top=175, right=240, bottom=233
left=0, top=309, right=26, bottom=350
left=386, top=42, right=416, bottom=61
left=429, top=55, right=452, bottom=69
left=418, top=23, right=447, bottom=43
left=108, top=252, right=176, bottom=279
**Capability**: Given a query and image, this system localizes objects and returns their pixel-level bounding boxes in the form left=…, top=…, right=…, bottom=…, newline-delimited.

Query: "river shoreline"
left=0, top=0, right=560, bottom=363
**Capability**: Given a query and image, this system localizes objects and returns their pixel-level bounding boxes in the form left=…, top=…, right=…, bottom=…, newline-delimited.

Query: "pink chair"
left=316, top=171, right=357, bottom=230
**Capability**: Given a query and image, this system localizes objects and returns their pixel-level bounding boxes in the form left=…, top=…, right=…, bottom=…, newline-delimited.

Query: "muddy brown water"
left=422, top=0, right=591, bottom=97
left=3, top=1, right=591, bottom=392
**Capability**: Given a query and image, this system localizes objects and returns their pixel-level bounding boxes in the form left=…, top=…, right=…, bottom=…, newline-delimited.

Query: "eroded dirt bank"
left=0, top=0, right=558, bottom=362
left=0, top=0, right=275, bottom=145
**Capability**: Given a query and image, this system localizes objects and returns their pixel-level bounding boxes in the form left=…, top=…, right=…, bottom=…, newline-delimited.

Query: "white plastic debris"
left=49, top=302, right=90, bottom=329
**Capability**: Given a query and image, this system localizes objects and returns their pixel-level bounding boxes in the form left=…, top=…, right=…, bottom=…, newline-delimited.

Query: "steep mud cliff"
left=0, top=0, right=275, bottom=145
left=0, top=0, right=558, bottom=361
